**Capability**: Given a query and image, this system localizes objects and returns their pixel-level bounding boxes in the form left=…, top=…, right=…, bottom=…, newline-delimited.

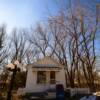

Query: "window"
left=50, top=71, right=55, bottom=84
left=37, top=71, right=46, bottom=84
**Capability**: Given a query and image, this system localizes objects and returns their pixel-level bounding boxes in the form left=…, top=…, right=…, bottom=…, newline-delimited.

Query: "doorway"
left=50, top=71, right=55, bottom=84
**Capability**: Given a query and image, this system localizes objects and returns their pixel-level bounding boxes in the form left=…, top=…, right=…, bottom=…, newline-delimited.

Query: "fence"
left=66, top=88, right=90, bottom=97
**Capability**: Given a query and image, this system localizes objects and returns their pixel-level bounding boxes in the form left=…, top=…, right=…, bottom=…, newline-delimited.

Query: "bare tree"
left=27, top=23, right=52, bottom=58
left=0, top=25, right=9, bottom=69
left=47, top=1, right=99, bottom=90
left=9, top=29, right=30, bottom=64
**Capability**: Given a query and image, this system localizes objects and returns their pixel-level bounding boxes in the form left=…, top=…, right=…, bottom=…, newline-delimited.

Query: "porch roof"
left=32, top=67, right=61, bottom=71
left=27, top=56, right=64, bottom=69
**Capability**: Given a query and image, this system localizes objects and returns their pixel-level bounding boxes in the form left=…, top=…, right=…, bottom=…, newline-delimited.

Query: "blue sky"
left=0, top=0, right=46, bottom=32
left=0, top=0, right=68, bottom=33
left=0, top=0, right=99, bottom=33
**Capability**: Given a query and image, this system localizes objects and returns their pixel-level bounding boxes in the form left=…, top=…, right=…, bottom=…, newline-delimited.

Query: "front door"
left=50, top=71, right=55, bottom=84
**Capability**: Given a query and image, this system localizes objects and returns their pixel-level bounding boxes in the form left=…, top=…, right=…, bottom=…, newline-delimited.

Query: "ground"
left=1, top=91, right=100, bottom=100
left=17, top=94, right=100, bottom=100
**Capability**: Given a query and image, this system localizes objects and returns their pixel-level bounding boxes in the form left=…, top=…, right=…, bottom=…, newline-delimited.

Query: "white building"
left=19, top=56, right=66, bottom=94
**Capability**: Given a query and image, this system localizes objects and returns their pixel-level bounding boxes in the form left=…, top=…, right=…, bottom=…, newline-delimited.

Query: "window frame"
left=37, top=71, right=46, bottom=84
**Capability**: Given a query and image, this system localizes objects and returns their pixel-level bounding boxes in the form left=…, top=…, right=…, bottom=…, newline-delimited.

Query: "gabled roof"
left=28, top=56, right=63, bottom=68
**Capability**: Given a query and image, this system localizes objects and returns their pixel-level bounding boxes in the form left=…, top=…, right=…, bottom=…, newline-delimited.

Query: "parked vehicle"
left=56, top=84, right=65, bottom=100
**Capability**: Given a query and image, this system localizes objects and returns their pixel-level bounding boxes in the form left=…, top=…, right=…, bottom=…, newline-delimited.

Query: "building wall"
left=25, top=67, right=66, bottom=93
left=56, top=68, right=66, bottom=89
left=25, top=66, right=37, bottom=91
left=25, top=67, right=49, bottom=92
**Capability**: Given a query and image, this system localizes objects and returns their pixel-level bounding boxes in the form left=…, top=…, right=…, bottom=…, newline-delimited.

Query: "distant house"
left=17, top=56, right=66, bottom=95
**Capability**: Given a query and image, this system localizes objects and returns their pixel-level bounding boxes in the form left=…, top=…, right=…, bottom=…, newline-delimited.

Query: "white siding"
left=25, top=67, right=66, bottom=93
left=56, top=68, right=66, bottom=89
left=25, top=69, right=51, bottom=92
left=25, top=67, right=37, bottom=91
